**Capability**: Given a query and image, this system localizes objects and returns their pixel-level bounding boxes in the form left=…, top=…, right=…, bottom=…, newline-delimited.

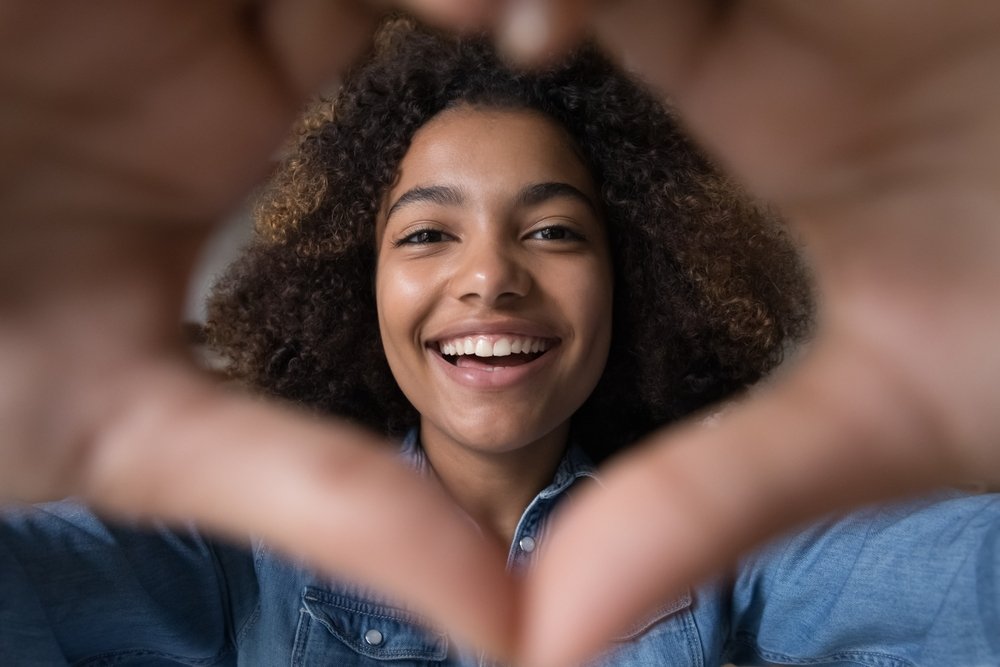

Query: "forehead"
left=388, top=106, right=596, bottom=202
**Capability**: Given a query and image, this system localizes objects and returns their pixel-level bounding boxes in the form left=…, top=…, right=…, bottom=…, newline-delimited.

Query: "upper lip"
left=425, top=319, right=562, bottom=346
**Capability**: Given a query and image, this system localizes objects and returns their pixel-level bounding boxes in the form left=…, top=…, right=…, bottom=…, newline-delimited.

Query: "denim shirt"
left=2, top=432, right=998, bottom=666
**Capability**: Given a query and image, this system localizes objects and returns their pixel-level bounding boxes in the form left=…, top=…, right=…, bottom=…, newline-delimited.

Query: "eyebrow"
left=386, top=185, right=465, bottom=220
left=516, top=182, right=598, bottom=215
left=385, top=181, right=599, bottom=220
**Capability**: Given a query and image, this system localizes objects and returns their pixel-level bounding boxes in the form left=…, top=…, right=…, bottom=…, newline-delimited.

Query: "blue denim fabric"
left=1, top=432, right=998, bottom=666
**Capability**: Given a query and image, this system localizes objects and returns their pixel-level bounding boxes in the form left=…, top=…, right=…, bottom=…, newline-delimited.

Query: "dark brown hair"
left=206, top=18, right=813, bottom=463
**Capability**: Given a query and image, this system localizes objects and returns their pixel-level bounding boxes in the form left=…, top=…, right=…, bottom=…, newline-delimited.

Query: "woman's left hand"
left=405, top=1, right=1000, bottom=665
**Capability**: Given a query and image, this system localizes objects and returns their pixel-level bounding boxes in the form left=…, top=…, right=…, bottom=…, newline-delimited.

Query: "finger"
left=520, top=333, right=950, bottom=666
left=259, top=0, right=383, bottom=99
left=0, top=1, right=312, bottom=228
left=587, top=0, right=713, bottom=90
left=496, top=0, right=591, bottom=65
left=398, top=0, right=595, bottom=65
left=492, top=0, right=710, bottom=69
left=396, top=0, right=501, bottom=31
left=262, top=0, right=511, bottom=100
left=81, top=362, right=516, bottom=659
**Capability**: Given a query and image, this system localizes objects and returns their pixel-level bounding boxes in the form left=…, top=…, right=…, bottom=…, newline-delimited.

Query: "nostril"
left=453, top=252, right=532, bottom=303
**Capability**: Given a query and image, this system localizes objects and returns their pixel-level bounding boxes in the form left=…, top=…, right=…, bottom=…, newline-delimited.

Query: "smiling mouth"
left=434, top=335, right=557, bottom=369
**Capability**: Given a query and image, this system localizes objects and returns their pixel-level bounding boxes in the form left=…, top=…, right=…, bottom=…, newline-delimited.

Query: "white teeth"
left=438, top=335, right=552, bottom=358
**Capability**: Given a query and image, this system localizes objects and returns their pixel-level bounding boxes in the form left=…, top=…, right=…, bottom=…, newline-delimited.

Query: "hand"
left=408, top=0, right=1000, bottom=663
left=0, top=0, right=515, bottom=656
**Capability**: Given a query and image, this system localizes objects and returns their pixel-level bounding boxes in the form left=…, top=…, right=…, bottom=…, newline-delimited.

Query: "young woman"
left=2, top=18, right=997, bottom=667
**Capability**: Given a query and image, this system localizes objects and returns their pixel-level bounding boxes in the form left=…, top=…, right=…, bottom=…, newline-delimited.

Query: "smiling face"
left=375, top=106, right=613, bottom=460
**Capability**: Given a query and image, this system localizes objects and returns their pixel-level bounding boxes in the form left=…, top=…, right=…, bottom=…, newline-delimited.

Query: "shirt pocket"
left=614, top=589, right=693, bottom=641
left=590, top=590, right=703, bottom=667
left=292, top=586, right=449, bottom=666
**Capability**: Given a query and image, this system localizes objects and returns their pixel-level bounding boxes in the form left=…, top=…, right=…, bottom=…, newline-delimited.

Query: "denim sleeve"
left=0, top=501, right=259, bottom=665
left=727, top=492, right=1000, bottom=667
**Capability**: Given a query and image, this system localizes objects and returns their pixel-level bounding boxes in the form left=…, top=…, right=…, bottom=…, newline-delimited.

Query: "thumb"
left=519, top=332, right=950, bottom=666
left=80, top=362, right=517, bottom=659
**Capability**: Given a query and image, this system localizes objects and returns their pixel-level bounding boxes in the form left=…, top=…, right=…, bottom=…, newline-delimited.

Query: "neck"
left=418, top=423, right=570, bottom=547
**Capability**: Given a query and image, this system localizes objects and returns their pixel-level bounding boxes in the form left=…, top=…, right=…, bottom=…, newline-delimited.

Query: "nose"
left=451, top=237, right=531, bottom=305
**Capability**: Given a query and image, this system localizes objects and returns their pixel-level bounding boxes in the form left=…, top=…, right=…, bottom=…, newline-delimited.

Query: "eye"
left=527, top=225, right=583, bottom=241
left=393, top=228, right=449, bottom=247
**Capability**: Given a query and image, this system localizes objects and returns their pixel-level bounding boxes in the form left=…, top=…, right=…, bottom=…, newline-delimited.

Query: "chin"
left=456, top=430, right=534, bottom=453
left=440, top=414, right=568, bottom=456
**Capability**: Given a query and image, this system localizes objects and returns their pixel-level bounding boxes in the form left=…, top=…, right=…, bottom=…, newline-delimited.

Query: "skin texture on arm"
left=405, top=0, right=1000, bottom=664
left=0, top=0, right=518, bottom=657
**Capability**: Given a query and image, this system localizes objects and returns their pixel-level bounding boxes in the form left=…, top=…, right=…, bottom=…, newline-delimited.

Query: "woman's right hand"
left=0, top=0, right=516, bottom=657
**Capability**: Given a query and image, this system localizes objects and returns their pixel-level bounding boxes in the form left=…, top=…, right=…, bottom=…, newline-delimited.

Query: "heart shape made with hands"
left=5, top=1, right=1000, bottom=666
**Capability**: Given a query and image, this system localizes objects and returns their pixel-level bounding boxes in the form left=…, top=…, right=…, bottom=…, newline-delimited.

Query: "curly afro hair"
left=206, top=17, right=813, bottom=463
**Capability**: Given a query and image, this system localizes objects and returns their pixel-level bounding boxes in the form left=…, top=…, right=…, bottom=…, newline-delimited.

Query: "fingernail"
left=498, top=0, right=552, bottom=64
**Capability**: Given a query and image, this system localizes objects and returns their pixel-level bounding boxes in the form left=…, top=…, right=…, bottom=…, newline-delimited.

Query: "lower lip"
left=428, top=346, right=558, bottom=389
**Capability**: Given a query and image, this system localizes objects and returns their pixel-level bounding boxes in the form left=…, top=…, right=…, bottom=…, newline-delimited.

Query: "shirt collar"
left=398, top=427, right=599, bottom=498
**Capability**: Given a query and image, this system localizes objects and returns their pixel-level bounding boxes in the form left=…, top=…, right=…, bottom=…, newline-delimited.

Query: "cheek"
left=377, top=262, right=419, bottom=311
left=546, top=256, right=614, bottom=385
left=581, top=260, right=616, bottom=386
left=576, top=257, right=614, bottom=342
left=584, top=283, right=614, bottom=375
left=375, top=260, right=435, bottom=359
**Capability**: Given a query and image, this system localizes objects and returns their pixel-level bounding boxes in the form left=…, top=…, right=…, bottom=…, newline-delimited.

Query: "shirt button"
left=519, top=536, right=536, bottom=553
left=364, top=629, right=384, bottom=646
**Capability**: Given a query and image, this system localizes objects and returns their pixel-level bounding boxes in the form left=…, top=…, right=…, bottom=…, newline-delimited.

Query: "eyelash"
left=391, top=224, right=585, bottom=247
left=392, top=227, right=449, bottom=247
left=527, top=225, right=584, bottom=242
